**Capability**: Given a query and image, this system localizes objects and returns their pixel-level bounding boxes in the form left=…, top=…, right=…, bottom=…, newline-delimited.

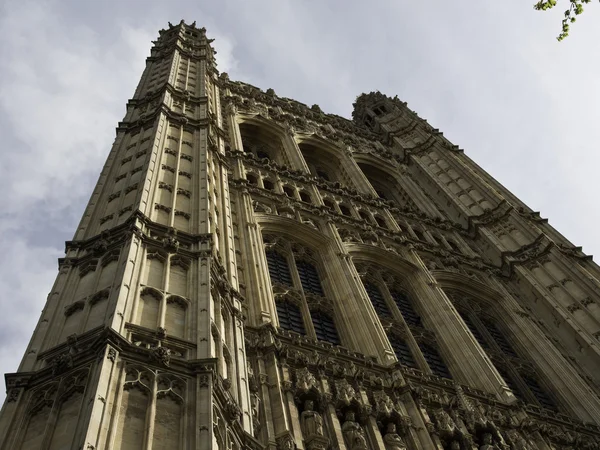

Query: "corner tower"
left=0, top=21, right=251, bottom=450
left=2, top=22, right=600, bottom=450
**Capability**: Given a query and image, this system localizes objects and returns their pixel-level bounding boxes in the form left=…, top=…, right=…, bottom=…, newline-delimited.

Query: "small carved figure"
left=479, top=433, right=498, bottom=450
left=342, top=411, right=368, bottom=450
left=449, top=440, right=461, bottom=450
left=301, top=400, right=324, bottom=437
left=383, top=423, right=406, bottom=450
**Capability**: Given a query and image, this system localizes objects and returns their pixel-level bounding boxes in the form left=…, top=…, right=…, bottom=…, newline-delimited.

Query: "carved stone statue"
left=301, top=400, right=324, bottom=437
left=342, top=411, right=368, bottom=450
left=383, top=423, right=406, bottom=450
left=449, top=440, right=461, bottom=450
left=479, top=433, right=498, bottom=450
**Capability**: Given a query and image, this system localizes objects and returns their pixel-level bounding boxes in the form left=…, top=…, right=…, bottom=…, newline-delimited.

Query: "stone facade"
left=1, top=20, right=600, bottom=450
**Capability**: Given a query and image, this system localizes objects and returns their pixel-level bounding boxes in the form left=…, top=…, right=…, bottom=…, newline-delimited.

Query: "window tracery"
left=449, top=292, right=559, bottom=411
left=357, top=264, right=452, bottom=378
left=264, top=235, right=341, bottom=345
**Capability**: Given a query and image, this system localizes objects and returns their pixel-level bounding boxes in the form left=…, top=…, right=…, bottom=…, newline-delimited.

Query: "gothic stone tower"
left=1, top=21, right=600, bottom=450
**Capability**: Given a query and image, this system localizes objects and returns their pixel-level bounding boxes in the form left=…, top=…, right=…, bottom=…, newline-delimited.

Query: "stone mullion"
left=282, top=132, right=308, bottom=172
left=490, top=274, right=600, bottom=423
left=396, top=391, right=433, bottom=450
left=344, top=152, right=377, bottom=195
left=343, top=254, right=396, bottom=364
left=377, top=278, right=428, bottom=370
left=405, top=249, right=515, bottom=399
left=288, top=253, right=317, bottom=340
left=144, top=374, right=158, bottom=450
left=366, top=415, right=386, bottom=450
left=324, top=402, right=346, bottom=450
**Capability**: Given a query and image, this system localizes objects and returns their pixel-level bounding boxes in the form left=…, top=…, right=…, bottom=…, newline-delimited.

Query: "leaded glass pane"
left=419, top=343, right=452, bottom=379
left=296, top=260, right=324, bottom=296
left=458, top=311, right=490, bottom=349
left=390, top=290, right=421, bottom=327
left=311, top=310, right=340, bottom=345
left=388, top=334, right=416, bottom=368
left=276, top=301, right=305, bottom=335
left=522, top=374, right=557, bottom=411
left=266, top=250, right=292, bottom=286
left=364, top=282, right=391, bottom=318
left=480, top=317, right=519, bottom=357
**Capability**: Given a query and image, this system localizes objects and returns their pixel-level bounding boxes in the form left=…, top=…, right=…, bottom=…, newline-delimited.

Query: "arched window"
left=374, top=216, right=387, bottom=229
left=265, top=238, right=341, bottom=346
left=239, top=122, right=287, bottom=165
left=311, top=310, right=340, bottom=345
left=419, top=343, right=452, bottom=379
left=364, top=282, right=391, bottom=318
left=388, top=334, right=416, bottom=368
left=246, top=173, right=258, bottom=185
left=323, top=198, right=336, bottom=211
left=296, top=260, right=324, bottom=296
left=359, top=211, right=371, bottom=223
left=390, top=290, right=421, bottom=327
left=480, top=317, right=519, bottom=358
left=263, top=179, right=275, bottom=191
left=412, top=228, right=426, bottom=242
left=522, top=374, right=557, bottom=410
left=339, top=204, right=352, bottom=217
left=276, top=301, right=305, bottom=335
left=446, top=239, right=461, bottom=254
left=457, top=310, right=490, bottom=350
left=299, top=191, right=312, bottom=203
left=316, top=169, right=330, bottom=181
left=266, top=250, right=292, bottom=286
left=283, top=185, right=295, bottom=198
left=452, top=294, right=559, bottom=411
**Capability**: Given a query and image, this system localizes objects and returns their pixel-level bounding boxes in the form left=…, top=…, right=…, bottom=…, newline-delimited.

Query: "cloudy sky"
left=0, top=0, right=599, bottom=401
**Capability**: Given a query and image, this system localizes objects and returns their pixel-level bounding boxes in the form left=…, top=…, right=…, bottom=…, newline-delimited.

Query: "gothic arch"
left=296, top=135, right=349, bottom=185
left=346, top=244, right=419, bottom=276
left=354, top=157, right=409, bottom=206
left=257, top=214, right=332, bottom=249
left=237, top=116, right=290, bottom=166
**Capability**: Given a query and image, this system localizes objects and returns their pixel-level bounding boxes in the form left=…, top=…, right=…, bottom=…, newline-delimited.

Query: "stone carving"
left=301, top=400, right=324, bottom=437
left=150, top=346, right=171, bottom=366
left=342, top=411, right=368, bottom=450
left=383, top=423, right=407, bottom=450
left=296, top=368, right=318, bottom=393
left=335, top=379, right=358, bottom=406
left=478, top=432, right=498, bottom=450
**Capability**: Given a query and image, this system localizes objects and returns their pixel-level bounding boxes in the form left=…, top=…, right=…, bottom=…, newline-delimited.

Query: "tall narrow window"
left=364, top=282, right=391, bottom=318
left=419, top=343, right=452, bottom=379
left=522, top=374, right=557, bottom=411
left=266, top=250, right=292, bottom=286
left=458, top=310, right=490, bottom=350
left=276, top=301, right=305, bottom=335
left=480, top=317, right=519, bottom=358
left=388, top=334, right=416, bottom=368
left=296, top=261, right=324, bottom=296
left=390, top=290, right=421, bottom=327
left=311, top=311, right=340, bottom=345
